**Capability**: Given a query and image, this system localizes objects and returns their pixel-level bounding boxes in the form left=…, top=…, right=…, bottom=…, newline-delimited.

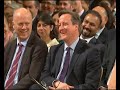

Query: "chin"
left=19, top=36, right=29, bottom=41
left=59, top=35, right=66, bottom=40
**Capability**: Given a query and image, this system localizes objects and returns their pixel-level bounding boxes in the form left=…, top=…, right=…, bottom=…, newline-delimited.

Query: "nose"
left=22, top=24, right=27, bottom=29
left=84, top=23, right=90, bottom=29
left=61, top=4, right=65, bottom=9
left=26, top=7, right=30, bottom=11
left=58, top=24, right=64, bottom=31
left=37, top=25, right=44, bottom=31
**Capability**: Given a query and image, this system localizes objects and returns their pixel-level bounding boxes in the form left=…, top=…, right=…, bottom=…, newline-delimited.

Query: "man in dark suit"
left=22, top=0, right=40, bottom=33
left=80, top=10, right=105, bottom=63
left=92, top=5, right=110, bottom=45
left=31, top=10, right=102, bottom=90
left=4, top=8, right=48, bottom=89
left=99, top=29, right=116, bottom=90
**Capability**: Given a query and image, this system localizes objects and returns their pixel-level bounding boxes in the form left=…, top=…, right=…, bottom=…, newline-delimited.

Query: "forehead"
left=59, top=14, right=71, bottom=21
left=53, top=13, right=59, bottom=17
left=84, top=14, right=100, bottom=23
left=59, top=1, right=71, bottom=4
left=93, top=6, right=106, bottom=15
left=44, top=0, right=55, bottom=3
left=14, top=13, right=32, bottom=21
left=38, top=20, right=45, bottom=24
left=23, top=1, right=35, bottom=6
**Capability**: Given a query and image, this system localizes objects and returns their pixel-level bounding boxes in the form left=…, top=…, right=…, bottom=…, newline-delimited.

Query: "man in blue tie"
left=30, top=10, right=102, bottom=90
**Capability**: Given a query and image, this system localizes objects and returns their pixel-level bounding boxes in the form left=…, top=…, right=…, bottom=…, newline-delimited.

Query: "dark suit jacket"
left=80, top=10, right=87, bottom=23
left=89, top=37, right=105, bottom=63
left=97, top=27, right=109, bottom=45
left=99, top=30, right=116, bottom=88
left=4, top=31, right=48, bottom=89
left=40, top=39, right=102, bottom=89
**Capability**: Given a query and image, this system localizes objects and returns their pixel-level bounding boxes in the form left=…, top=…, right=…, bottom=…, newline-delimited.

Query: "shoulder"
left=86, top=46, right=100, bottom=58
left=49, top=42, right=64, bottom=53
left=5, top=39, right=16, bottom=50
left=27, top=32, right=47, bottom=48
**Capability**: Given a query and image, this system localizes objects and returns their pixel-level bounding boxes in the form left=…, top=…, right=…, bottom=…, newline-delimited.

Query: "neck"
left=42, top=37, right=52, bottom=44
left=65, top=34, right=79, bottom=46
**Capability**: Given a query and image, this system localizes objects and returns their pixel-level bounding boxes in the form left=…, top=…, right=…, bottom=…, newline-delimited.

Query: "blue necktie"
left=59, top=47, right=71, bottom=82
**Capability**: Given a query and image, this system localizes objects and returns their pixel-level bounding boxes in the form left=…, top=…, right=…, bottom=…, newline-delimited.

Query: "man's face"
left=72, top=1, right=81, bottom=12
left=58, top=14, right=77, bottom=42
left=41, top=0, right=55, bottom=14
left=82, top=14, right=100, bottom=38
left=59, top=1, right=72, bottom=10
left=23, top=1, right=37, bottom=17
left=13, top=12, right=32, bottom=41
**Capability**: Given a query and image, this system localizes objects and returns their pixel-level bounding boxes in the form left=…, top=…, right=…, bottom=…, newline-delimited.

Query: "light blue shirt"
left=57, top=37, right=79, bottom=82
left=4, top=38, right=28, bottom=87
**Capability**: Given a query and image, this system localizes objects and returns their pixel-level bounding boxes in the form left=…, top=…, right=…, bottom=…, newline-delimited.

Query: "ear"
left=105, top=16, right=108, bottom=24
left=50, top=25, right=53, bottom=31
left=12, top=21, right=15, bottom=29
left=75, top=24, right=79, bottom=30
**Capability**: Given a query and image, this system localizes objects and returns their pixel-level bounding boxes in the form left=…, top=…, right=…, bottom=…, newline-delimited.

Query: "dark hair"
left=52, top=11, right=59, bottom=17
left=58, top=10, right=81, bottom=32
left=85, top=10, right=102, bottom=26
left=36, top=11, right=58, bottom=39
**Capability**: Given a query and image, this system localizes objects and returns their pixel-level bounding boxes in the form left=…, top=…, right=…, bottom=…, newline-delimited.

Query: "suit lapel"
left=18, top=31, right=35, bottom=79
left=18, top=45, right=32, bottom=79
left=98, top=28, right=108, bottom=44
left=66, top=39, right=89, bottom=78
left=5, top=40, right=17, bottom=78
left=54, top=44, right=64, bottom=77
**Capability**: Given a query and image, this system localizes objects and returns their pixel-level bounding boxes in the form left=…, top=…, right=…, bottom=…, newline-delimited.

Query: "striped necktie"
left=5, top=43, right=23, bottom=89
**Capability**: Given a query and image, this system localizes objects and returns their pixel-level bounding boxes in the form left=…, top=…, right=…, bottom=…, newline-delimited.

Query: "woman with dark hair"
left=36, top=11, right=59, bottom=51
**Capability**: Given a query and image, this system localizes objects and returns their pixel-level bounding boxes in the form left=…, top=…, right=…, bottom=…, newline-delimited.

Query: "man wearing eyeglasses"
left=41, top=0, right=56, bottom=16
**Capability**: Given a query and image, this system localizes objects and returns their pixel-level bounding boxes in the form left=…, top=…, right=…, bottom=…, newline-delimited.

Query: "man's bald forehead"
left=13, top=8, right=32, bottom=19
left=93, top=6, right=107, bottom=15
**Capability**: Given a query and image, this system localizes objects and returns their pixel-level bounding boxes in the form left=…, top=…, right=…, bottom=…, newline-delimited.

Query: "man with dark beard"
left=80, top=10, right=102, bottom=44
left=80, top=10, right=105, bottom=63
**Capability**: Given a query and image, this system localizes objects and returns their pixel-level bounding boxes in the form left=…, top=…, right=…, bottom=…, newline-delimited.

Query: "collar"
left=17, top=37, right=28, bottom=47
left=78, top=9, right=84, bottom=16
left=95, top=26, right=105, bottom=39
left=47, top=38, right=59, bottom=48
left=64, top=37, right=79, bottom=51
left=80, top=35, right=94, bottom=43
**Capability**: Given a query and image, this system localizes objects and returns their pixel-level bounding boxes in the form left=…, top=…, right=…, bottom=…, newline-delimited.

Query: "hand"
left=98, top=86, right=107, bottom=90
left=49, top=81, right=74, bottom=90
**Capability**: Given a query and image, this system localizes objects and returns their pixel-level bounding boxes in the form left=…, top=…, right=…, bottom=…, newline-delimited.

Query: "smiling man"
left=30, top=10, right=102, bottom=90
left=4, top=8, right=48, bottom=89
